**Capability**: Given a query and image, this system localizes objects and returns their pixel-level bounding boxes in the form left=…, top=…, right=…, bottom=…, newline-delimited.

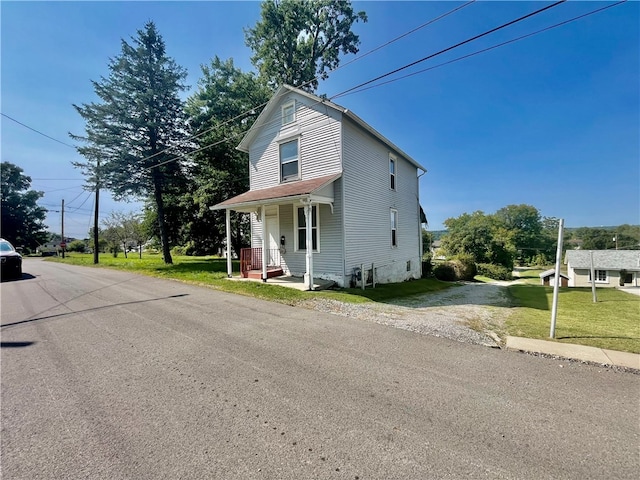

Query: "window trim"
left=390, top=209, right=398, bottom=248
left=389, top=155, right=397, bottom=191
left=282, top=100, right=295, bottom=125
left=294, top=205, right=320, bottom=252
left=589, top=269, right=608, bottom=283
left=279, top=138, right=300, bottom=183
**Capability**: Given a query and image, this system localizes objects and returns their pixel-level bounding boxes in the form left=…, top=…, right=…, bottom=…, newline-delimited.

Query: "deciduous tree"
left=0, top=162, right=48, bottom=250
left=245, top=0, right=367, bottom=91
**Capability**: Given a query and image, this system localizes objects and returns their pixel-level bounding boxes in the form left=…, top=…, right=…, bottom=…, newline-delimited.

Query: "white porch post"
left=261, top=206, right=267, bottom=282
left=304, top=202, right=314, bottom=291
left=225, top=209, right=232, bottom=277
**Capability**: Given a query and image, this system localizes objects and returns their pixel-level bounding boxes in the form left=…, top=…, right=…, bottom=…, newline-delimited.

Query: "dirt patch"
left=301, top=283, right=513, bottom=347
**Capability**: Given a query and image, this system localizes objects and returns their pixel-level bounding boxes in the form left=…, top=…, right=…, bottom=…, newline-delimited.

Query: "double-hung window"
left=390, top=209, right=398, bottom=247
left=282, top=101, right=295, bottom=125
left=589, top=270, right=608, bottom=283
left=389, top=155, right=396, bottom=190
left=296, top=205, right=319, bottom=251
left=280, top=139, right=299, bottom=182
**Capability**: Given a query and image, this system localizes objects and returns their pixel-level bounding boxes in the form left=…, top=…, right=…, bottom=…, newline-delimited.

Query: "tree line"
left=424, top=204, right=639, bottom=280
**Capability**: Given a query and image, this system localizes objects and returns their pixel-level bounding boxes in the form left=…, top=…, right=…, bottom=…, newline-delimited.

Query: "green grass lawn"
left=506, top=285, right=640, bottom=353
left=48, top=253, right=452, bottom=305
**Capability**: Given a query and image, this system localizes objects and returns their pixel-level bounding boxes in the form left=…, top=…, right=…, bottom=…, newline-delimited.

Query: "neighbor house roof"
left=236, top=84, right=426, bottom=172
left=539, top=269, right=569, bottom=279
left=210, top=173, right=341, bottom=211
left=565, top=250, right=640, bottom=271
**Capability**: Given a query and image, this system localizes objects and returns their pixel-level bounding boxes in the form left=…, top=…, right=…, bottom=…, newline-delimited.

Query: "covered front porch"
left=210, top=174, right=341, bottom=291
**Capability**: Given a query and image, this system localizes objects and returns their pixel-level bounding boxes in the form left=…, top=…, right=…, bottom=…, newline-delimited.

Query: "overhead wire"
left=1, top=113, right=77, bottom=149
left=148, top=0, right=577, bottom=173
left=135, top=0, right=478, bottom=168
left=330, top=0, right=566, bottom=100
left=336, top=0, right=629, bottom=98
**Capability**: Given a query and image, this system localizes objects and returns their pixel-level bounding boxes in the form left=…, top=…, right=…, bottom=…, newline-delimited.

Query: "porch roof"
left=210, top=173, right=341, bottom=211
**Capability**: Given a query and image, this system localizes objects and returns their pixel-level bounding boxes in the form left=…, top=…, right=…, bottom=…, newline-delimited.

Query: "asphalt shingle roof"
left=565, top=250, right=640, bottom=271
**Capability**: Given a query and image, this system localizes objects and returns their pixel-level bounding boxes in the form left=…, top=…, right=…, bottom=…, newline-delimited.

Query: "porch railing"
left=240, top=248, right=281, bottom=277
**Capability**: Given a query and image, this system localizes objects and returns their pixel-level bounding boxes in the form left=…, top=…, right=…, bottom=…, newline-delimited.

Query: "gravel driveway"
left=301, top=282, right=512, bottom=347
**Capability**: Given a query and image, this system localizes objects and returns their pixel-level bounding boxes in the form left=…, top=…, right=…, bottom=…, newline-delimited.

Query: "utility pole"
left=590, top=250, right=597, bottom=303
left=93, top=159, right=100, bottom=264
left=61, top=199, right=65, bottom=259
left=550, top=218, right=564, bottom=339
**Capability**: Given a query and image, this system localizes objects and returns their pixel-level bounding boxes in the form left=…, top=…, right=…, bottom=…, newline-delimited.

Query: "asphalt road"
left=1, top=259, right=638, bottom=479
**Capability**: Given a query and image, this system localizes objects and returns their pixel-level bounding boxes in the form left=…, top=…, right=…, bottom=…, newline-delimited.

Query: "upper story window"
left=280, top=139, right=299, bottom=182
left=282, top=101, right=295, bottom=125
left=390, top=209, right=398, bottom=247
left=389, top=155, right=396, bottom=190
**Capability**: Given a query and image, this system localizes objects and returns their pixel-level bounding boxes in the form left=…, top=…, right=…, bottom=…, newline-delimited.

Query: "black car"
left=1, top=238, right=23, bottom=280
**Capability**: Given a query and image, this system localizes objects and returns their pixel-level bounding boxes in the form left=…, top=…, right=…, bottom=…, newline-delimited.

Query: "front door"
left=265, top=206, right=279, bottom=266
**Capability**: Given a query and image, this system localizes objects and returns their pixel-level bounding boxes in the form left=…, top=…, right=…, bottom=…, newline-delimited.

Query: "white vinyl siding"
left=248, top=93, right=342, bottom=190
left=342, top=118, right=421, bottom=282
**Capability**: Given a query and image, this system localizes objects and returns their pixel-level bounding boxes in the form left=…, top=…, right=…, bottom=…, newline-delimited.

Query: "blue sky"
left=1, top=1, right=638, bottom=239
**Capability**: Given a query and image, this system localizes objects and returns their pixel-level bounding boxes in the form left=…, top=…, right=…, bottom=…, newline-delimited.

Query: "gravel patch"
left=301, top=283, right=512, bottom=347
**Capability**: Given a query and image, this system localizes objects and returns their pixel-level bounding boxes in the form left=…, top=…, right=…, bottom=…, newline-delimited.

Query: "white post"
left=550, top=218, right=564, bottom=339
left=225, top=209, right=232, bottom=277
left=261, top=206, right=267, bottom=282
left=590, top=250, right=597, bottom=303
left=304, top=203, right=314, bottom=290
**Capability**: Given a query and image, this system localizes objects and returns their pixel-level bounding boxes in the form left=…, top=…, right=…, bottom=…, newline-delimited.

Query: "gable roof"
left=237, top=84, right=426, bottom=172
left=565, top=250, right=640, bottom=271
left=211, top=173, right=341, bottom=211
left=539, top=269, right=569, bottom=279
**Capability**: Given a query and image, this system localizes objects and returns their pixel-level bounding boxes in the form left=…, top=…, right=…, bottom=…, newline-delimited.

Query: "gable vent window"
left=280, top=139, right=299, bottom=182
left=282, top=101, right=295, bottom=125
left=389, top=156, right=396, bottom=190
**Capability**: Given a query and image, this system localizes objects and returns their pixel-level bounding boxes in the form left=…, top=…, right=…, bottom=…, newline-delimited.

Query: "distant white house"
left=565, top=250, right=640, bottom=287
left=211, top=84, right=427, bottom=290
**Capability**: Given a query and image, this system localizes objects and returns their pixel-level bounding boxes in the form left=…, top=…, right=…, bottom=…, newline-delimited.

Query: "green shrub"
left=452, top=254, right=477, bottom=280
left=433, top=262, right=457, bottom=281
left=171, top=245, right=187, bottom=256
left=477, top=263, right=513, bottom=281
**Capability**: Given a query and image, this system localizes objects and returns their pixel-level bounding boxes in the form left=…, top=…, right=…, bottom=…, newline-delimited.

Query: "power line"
left=337, top=0, right=628, bottom=98
left=331, top=0, right=567, bottom=100
left=134, top=1, right=476, bottom=169
left=147, top=1, right=569, bottom=172
left=1, top=113, right=77, bottom=149
left=150, top=0, right=626, bottom=183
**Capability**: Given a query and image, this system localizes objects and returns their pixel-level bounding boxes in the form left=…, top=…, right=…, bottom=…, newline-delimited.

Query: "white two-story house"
left=212, top=84, right=427, bottom=290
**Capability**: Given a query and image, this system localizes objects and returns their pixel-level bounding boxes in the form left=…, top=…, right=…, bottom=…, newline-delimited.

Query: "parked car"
left=1, top=238, right=23, bottom=280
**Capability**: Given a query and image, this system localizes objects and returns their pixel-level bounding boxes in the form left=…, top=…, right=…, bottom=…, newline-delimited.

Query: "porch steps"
left=245, top=267, right=284, bottom=279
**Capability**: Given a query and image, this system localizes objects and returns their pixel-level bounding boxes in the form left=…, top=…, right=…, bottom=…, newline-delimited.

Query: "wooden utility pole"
left=61, top=199, right=65, bottom=259
left=93, top=159, right=100, bottom=264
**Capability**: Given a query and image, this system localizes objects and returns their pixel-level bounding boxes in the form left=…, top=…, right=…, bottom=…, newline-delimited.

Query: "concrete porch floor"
left=226, top=274, right=335, bottom=291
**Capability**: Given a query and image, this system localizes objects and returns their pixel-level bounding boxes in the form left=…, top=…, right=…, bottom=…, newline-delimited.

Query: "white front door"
left=265, top=206, right=279, bottom=266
